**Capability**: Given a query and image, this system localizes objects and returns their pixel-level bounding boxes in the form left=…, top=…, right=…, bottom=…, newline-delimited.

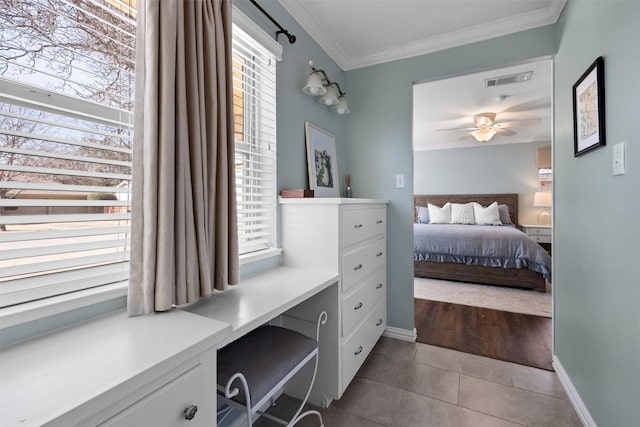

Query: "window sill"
left=0, top=282, right=128, bottom=329
left=0, top=249, right=282, bottom=332
left=239, top=247, right=282, bottom=265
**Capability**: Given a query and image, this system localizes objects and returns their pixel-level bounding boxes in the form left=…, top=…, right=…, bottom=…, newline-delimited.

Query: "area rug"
left=414, top=277, right=552, bottom=317
left=415, top=299, right=553, bottom=371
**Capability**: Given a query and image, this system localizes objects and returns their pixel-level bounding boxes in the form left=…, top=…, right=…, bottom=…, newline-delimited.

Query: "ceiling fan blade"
left=494, top=128, right=516, bottom=136
left=458, top=132, right=475, bottom=140
left=493, top=118, right=541, bottom=128
left=437, top=126, right=477, bottom=131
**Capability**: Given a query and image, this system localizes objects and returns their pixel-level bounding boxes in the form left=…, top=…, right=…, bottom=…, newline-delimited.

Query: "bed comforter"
left=414, top=224, right=552, bottom=281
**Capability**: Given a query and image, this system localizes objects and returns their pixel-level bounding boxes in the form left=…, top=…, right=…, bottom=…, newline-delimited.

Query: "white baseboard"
left=383, top=326, right=417, bottom=342
left=553, top=355, right=596, bottom=427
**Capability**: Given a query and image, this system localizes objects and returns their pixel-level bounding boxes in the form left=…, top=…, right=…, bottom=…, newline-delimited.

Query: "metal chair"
left=217, top=311, right=327, bottom=426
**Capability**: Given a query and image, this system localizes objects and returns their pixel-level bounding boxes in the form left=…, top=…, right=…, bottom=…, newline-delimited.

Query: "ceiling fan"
left=437, top=112, right=541, bottom=142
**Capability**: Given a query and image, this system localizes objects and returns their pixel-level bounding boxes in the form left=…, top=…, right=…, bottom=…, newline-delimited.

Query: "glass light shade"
left=302, top=71, right=327, bottom=96
left=533, top=191, right=552, bottom=207
left=332, top=95, right=350, bottom=115
left=318, top=85, right=339, bottom=105
left=471, top=127, right=497, bottom=142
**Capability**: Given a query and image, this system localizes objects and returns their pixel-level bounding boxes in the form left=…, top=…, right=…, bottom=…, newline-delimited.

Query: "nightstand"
left=520, top=224, right=552, bottom=254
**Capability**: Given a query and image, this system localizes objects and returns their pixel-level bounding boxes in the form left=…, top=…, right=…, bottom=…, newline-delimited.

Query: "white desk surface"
left=0, top=310, right=231, bottom=427
left=183, top=266, right=339, bottom=347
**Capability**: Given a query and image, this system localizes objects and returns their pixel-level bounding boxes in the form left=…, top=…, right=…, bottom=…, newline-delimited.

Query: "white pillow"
left=450, top=203, right=475, bottom=224
left=473, top=202, right=502, bottom=225
left=428, top=202, right=451, bottom=223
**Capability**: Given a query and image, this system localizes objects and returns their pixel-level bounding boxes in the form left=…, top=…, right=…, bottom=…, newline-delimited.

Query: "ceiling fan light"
left=303, top=71, right=327, bottom=96
left=318, top=84, right=339, bottom=105
left=471, top=128, right=497, bottom=142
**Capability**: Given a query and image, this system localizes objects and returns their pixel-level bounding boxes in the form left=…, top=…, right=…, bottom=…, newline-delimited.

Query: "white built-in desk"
left=183, top=266, right=339, bottom=348
left=0, top=310, right=231, bottom=426
left=0, top=267, right=339, bottom=425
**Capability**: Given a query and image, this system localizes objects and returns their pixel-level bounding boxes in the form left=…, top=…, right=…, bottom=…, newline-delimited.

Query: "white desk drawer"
left=342, top=269, right=386, bottom=337
left=342, top=208, right=386, bottom=247
left=341, top=299, right=386, bottom=389
left=101, top=364, right=210, bottom=427
left=342, top=239, right=385, bottom=292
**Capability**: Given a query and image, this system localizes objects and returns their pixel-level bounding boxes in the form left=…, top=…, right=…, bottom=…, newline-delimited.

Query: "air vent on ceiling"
left=484, top=71, right=533, bottom=87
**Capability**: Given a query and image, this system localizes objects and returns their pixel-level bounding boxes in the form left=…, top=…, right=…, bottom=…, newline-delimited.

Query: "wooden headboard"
left=414, top=193, right=519, bottom=225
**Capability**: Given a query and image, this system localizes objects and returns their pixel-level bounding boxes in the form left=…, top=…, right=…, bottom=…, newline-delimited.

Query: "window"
left=0, top=0, right=136, bottom=307
left=232, top=22, right=278, bottom=255
left=0, top=4, right=279, bottom=309
left=536, top=146, right=552, bottom=191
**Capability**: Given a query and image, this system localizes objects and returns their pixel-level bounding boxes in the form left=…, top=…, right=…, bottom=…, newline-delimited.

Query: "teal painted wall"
left=553, top=1, right=640, bottom=425
left=234, top=0, right=347, bottom=196
left=344, top=27, right=558, bottom=331
left=414, top=142, right=550, bottom=225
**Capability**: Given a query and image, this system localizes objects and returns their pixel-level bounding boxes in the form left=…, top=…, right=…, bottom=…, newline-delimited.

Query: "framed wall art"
left=305, top=122, right=339, bottom=197
left=573, top=56, right=605, bottom=157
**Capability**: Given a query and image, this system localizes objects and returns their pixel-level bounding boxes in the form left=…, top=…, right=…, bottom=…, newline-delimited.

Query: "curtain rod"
left=249, top=0, right=296, bottom=44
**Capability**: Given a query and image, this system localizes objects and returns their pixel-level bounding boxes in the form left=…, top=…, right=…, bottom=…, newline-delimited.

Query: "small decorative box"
left=280, top=189, right=315, bottom=198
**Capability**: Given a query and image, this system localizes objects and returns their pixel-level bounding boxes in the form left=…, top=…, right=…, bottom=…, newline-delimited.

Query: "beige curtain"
left=128, top=0, right=239, bottom=316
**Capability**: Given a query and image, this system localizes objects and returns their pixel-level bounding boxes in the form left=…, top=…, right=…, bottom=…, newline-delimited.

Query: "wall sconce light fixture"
left=303, top=60, right=350, bottom=115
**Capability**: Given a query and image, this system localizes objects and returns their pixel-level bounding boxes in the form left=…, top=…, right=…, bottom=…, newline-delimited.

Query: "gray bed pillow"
left=498, top=204, right=513, bottom=225
left=416, top=206, right=430, bottom=223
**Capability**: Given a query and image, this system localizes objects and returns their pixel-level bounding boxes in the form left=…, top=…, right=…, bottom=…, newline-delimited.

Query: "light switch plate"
left=395, top=174, right=405, bottom=188
left=613, top=142, right=626, bottom=175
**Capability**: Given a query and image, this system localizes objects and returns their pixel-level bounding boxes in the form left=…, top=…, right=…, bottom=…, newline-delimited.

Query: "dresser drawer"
left=341, top=299, right=386, bottom=389
left=342, top=208, right=386, bottom=247
left=342, top=269, right=386, bottom=337
left=342, top=238, right=386, bottom=292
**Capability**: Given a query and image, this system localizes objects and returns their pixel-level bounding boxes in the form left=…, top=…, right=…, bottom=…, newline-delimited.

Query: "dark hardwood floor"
left=414, top=299, right=553, bottom=370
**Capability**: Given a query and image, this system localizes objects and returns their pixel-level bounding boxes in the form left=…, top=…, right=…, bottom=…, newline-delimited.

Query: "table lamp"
left=533, top=192, right=552, bottom=225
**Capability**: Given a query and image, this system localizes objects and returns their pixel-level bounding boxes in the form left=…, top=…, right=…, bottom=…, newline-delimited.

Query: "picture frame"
left=305, top=122, right=339, bottom=197
left=573, top=56, right=605, bottom=157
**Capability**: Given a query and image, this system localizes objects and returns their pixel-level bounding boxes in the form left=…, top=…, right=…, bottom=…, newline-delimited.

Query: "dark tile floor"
left=255, top=337, right=582, bottom=427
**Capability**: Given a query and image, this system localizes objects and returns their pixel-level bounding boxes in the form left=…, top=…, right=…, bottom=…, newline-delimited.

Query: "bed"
left=413, top=194, right=551, bottom=292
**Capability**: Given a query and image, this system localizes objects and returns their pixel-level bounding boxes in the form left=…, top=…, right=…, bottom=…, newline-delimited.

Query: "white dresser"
left=280, top=198, right=388, bottom=404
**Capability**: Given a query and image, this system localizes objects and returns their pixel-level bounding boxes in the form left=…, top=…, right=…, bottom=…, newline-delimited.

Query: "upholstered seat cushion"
left=217, top=326, right=318, bottom=406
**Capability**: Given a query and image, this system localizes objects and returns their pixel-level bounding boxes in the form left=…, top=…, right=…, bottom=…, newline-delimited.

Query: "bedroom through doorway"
left=411, top=59, right=553, bottom=371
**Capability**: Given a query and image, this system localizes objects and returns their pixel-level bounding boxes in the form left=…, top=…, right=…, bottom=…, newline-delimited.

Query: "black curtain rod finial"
left=277, top=30, right=296, bottom=44
left=250, top=0, right=296, bottom=44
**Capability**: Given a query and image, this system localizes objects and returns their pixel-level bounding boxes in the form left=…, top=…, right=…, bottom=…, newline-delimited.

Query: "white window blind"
left=232, top=24, right=277, bottom=255
left=0, top=0, right=135, bottom=307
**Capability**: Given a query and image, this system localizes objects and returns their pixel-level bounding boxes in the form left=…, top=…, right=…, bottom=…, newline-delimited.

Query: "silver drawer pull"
left=376, top=318, right=383, bottom=326
left=376, top=252, right=383, bottom=257
left=354, top=264, right=363, bottom=271
left=354, top=302, right=363, bottom=310
left=376, top=220, right=383, bottom=224
left=354, top=224, right=363, bottom=229
left=354, top=346, right=363, bottom=355
left=184, top=405, right=198, bottom=421
left=376, top=283, right=383, bottom=289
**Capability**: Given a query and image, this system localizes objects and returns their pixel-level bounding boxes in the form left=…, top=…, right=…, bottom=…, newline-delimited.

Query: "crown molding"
left=278, top=0, right=350, bottom=68
left=280, top=0, right=567, bottom=71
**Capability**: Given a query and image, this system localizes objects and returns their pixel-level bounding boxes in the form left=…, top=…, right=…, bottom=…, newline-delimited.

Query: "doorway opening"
left=411, top=58, right=554, bottom=370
